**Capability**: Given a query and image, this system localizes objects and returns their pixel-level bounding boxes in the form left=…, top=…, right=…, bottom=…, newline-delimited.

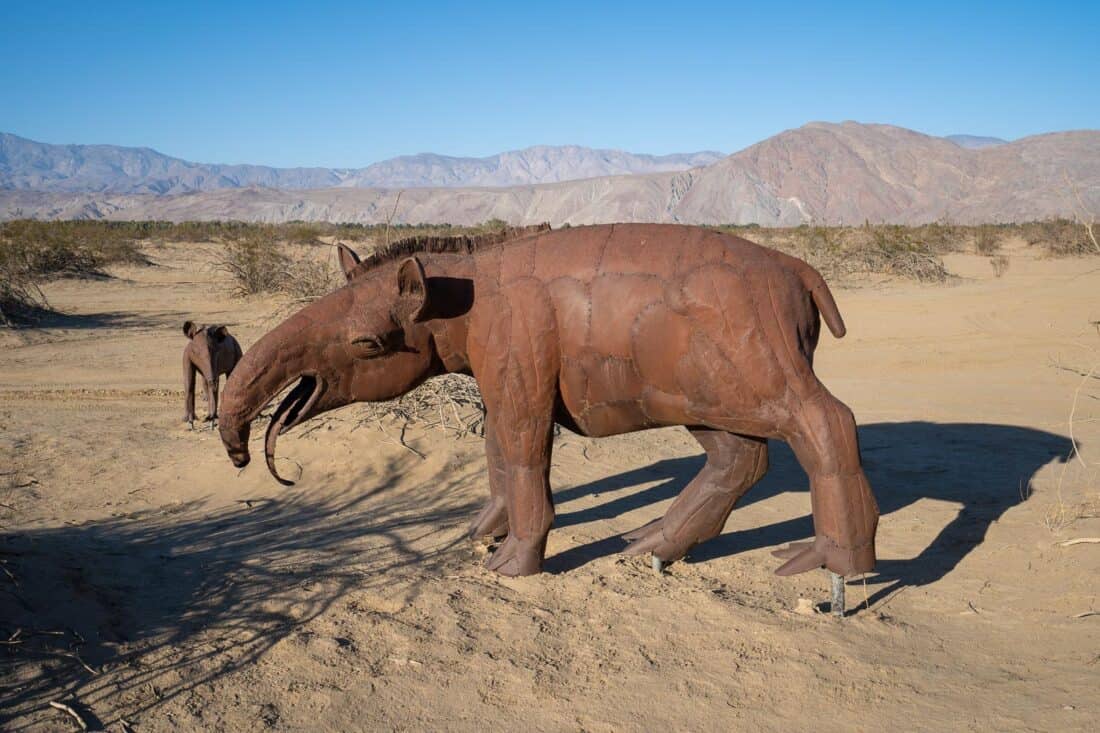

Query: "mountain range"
left=0, top=133, right=723, bottom=194
left=1, top=122, right=1097, bottom=225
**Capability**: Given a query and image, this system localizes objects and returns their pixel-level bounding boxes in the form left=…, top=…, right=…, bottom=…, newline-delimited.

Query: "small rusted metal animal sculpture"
left=218, top=224, right=878, bottom=580
left=182, top=321, right=243, bottom=429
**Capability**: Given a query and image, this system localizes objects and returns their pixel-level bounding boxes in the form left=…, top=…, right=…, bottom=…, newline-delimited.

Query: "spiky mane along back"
left=347, top=223, right=551, bottom=281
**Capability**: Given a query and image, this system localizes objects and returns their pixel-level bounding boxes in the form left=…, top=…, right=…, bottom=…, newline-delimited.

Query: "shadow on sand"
left=0, top=455, right=480, bottom=729
left=0, top=421, right=1070, bottom=726
left=548, top=421, right=1071, bottom=605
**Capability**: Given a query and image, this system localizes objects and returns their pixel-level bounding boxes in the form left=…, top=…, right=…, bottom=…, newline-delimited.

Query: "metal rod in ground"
left=830, top=572, right=846, bottom=617
left=651, top=555, right=664, bottom=573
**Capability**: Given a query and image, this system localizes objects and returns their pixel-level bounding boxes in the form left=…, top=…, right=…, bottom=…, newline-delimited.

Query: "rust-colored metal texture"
left=182, top=321, right=243, bottom=428
left=218, top=224, right=878, bottom=578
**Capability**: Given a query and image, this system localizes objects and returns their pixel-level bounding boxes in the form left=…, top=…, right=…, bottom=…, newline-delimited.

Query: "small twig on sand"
left=1058, top=537, right=1100, bottom=547
left=49, top=700, right=90, bottom=731
left=1072, top=611, right=1099, bottom=619
left=375, top=420, right=425, bottom=460
left=71, top=651, right=99, bottom=676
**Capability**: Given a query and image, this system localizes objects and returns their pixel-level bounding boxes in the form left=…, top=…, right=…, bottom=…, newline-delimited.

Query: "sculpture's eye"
left=351, top=334, right=388, bottom=357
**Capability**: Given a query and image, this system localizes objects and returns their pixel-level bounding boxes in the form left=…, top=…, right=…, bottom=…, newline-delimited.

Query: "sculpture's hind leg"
left=623, top=429, right=767, bottom=564
left=772, top=384, right=878, bottom=577
left=468, top=419, right=510, bottom=540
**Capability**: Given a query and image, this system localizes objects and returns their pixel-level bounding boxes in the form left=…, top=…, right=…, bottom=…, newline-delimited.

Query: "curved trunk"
left=217, top=317, right=321, bottom=483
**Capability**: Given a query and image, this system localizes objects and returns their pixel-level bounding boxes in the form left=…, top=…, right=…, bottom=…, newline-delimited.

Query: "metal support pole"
left=830, top=572, right=846, bottom=617
left=651, top=555, right=665, bottom=574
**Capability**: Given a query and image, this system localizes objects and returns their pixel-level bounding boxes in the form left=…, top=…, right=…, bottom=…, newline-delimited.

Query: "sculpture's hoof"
left=484, top=535, right=544, bottom=577
left=771, top=541, right=814, bottom=560
left=467, top=497, right=509, bottom=540
left=621, top=519, right=692, bottom=564
left=773, top=536, right=875, bottom=577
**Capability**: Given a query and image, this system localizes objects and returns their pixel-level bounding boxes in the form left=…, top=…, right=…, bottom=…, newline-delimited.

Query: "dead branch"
left=48, top=700, right=91, bottom=731
left=1058, top=537, right=1100, bottom=547
left=382, top=190, right=404, bottom=248
left=1064, top=170, right=1100, bottom=254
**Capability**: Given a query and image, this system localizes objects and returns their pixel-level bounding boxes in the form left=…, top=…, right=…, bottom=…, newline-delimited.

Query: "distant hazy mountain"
left=0, top=133, right=722, bottom=194
left=342, top=146, right=724, bottom=188
left=2, top=122, right=1097, bottom=225
left=945, top=134, right=1008, bottom=149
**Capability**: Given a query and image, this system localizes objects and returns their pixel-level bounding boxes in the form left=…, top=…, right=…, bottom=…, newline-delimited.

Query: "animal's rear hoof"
left=484, top=535, right=544, bottom=576
left=621, top=518, right=692, bottom=564
left=773, top=536, right=875, bottom=577
left=771, top=541, right=814, bottom=560
left=468, top=497, right=509, bottom=540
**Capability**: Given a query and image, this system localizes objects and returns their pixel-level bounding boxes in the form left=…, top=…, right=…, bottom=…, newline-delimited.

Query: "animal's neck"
left=419, top=254, right=478, bottom=375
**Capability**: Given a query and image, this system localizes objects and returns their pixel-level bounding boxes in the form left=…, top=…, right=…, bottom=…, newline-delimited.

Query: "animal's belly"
left=558, top=356, right=663, bottom=437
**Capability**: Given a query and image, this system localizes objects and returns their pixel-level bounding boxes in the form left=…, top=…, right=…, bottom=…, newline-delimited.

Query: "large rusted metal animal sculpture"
left=182, top=321, right=243, bottom=429
left=217, top=224, right=878, bottom=581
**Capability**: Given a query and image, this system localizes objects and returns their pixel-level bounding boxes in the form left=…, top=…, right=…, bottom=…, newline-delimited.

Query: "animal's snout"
left=227, top=448, right=250, bottom=468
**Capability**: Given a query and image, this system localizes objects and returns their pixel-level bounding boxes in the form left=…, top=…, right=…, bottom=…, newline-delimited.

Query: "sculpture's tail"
left=796, top=263, right=846, bottom=338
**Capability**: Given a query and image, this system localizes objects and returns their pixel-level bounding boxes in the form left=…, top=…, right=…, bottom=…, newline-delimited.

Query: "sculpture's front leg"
left=483, top=440, right=554, bottom=576
left=467, top=280, right=560, bottom=577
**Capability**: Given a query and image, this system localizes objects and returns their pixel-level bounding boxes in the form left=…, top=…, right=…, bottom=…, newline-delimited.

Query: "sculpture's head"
left=218, top=249, right=440, bottom=484
left=183, top=321, right=231, bottom=378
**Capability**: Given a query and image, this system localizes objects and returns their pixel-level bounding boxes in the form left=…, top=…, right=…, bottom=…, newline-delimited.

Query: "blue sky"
left=2, top=1, right=1097, bottom=167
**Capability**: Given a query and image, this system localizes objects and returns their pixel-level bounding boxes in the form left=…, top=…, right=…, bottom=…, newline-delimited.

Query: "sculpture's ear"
left=210, top=325, right=229, bottom=342
left=183, top=320, right=200, bottom=338
left=336, top=243, right=361, bottom=281
left=395, top=256, right=429, bottom=322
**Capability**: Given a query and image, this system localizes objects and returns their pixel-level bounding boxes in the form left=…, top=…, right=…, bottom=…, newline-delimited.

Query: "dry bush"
left=722, top=223, right=951, bottom=282
left=1020, top=219, right=1099, bottom=256
left=284, top=253, right=343, bottom=299
left=0, top=220, right=146, bottom=324
left=216, top=230, right=291, bottom=296
left=216, top=230, right=346, bottom=299
left=974, top=225, right=1003, bottom=255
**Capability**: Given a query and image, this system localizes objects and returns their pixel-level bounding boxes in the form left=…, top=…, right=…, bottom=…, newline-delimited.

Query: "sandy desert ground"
left=2, top=237, right=1098, bottom=732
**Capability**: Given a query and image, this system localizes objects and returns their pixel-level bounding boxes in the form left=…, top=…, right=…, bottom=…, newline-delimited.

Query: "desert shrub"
left=0, top=220, right=147, bottom=324
left=216, top=229, right=345, bottom=298
left=807, top=238, right=949, bottom=283
left=719, top=223, right=950, bottom=283
left=284, top=256, right=342, bottom=299
left=1019, top=219, right=1099, bottom=256
left=216, top=230, right=291, bottom=296
left=284, top=223, right=326, bottom=246
left=974, top=225, right=1003, bottom=255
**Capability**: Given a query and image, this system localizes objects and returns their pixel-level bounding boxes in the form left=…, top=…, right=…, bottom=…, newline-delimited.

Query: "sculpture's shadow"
left=548, top=421, right=1070, bottom=603
left=0, top=456, right=479, bottom=729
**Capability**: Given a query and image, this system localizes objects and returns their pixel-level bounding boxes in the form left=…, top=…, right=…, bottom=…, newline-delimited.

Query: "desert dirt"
left=2, top=238, right=1098, bottom=732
